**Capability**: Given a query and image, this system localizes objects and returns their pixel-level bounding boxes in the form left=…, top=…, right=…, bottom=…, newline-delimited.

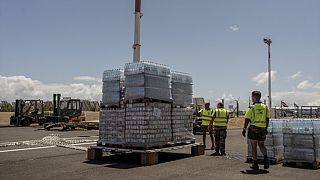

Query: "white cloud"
left=290, top=71, right=302, bottom=79
left=0, top=76, right=102, bottom=102
left=297, top=80, right=314, bottom=89
left=314, top=82, right=320, bottom=90
left=229, top=25, right=239, bottom=31
left=252, top=71, right=276, bottom=85
left=73, top=76, right=101, bottom=83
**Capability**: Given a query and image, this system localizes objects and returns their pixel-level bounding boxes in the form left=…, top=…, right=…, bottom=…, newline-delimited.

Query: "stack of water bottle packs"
left=171, top=107, right=194, bottom=143
left=99, top=61, right=195, bottom=148
left=248, top=119, right=284, bottom=161
left=283, top=119, right=320, bottom=163
left=171, top=71, right=193, bottom=107
left=98, top=109, right=125, bottom=145
left=125, top=102, right=172, bottom=148
left=124, top=61, right=172, bottom=102
left=102, top=69, right=125, bottom=106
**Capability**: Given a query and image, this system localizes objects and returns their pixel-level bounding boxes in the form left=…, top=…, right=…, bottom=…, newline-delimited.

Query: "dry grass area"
left=228, top=117, right=245, bottom=129
left=0, top=112, right=13, bottom=125
left=84, top=111, right=99, bottom=122
left=0, top=111, right=99, bottom=125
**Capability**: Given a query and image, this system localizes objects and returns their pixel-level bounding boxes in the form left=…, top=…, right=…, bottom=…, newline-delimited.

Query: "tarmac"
left=0, top=126, right=319, bottom=180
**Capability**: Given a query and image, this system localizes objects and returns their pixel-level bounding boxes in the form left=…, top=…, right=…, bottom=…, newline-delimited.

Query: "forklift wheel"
left=21, top=118, right=31, bottom=126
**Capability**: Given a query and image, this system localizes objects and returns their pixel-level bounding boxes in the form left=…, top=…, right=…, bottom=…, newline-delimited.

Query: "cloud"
left=0, top=75, right=102, bottom=102
left=290, top=71, right=302, bottom=79
left=229, top=25, right=239, bottom=31
left=297, top=80, right=314, bottom=89
left=314, top=82, right=320, bottom=90
left=73, top=76, right=101, bottom=83
left=252, top=71, right=276, bottom=85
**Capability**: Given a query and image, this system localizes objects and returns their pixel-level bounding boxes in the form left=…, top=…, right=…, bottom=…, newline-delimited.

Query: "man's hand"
left=265, top=128, right=268, bottom=135
left=209, top=125, right=213, bottom=131
left=242, top=128, right=246, bottom=137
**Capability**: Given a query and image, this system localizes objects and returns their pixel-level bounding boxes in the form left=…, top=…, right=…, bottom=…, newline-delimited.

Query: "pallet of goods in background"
left=282, top=119, right=320, bottom=169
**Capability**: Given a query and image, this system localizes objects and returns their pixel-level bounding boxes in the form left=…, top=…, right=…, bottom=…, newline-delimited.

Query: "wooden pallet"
left=87, top=142, right=204, bottom=166
left=246, top=156, right=283, bottom=165
left=125, top=98, right=173, bottom=104
left=97, top=140, right=196, bottom=150
left=283, top=160, right=320, bottom=169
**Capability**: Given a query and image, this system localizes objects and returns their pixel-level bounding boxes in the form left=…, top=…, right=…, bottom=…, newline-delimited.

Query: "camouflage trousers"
left=214, top=126, right=227, bottom=154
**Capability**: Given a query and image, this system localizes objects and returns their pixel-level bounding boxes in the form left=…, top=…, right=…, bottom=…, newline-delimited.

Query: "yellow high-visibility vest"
left=199, top=108, right=213, bottom=126
left=213, top=108, right=228, bottom=127
left=245, top=103, right=270, bottom=128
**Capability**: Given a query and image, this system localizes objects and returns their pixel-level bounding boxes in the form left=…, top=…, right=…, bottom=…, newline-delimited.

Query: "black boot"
left=264, top=156, right=270, bottom=169
left=250, top=160, right=259, bottom=170
left=220, top=151, right=226, bottom=156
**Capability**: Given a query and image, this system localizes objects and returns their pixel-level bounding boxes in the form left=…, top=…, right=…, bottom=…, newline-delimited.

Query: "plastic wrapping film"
left=102, top=69, right=124, bottom=81
left=102, top=69, right=124, bottom=106
left=125, top=87, right=172, bottom=102
left=125, top=102, right=172, bottom=147
left=171, top=71, right=193, bottom=84
left=172, top=93, right=192, bottom=107
left=98, top=109, right=125, bottom=145
left=125, top=73, right=171, bottom=89
left=102, top=92, right=121, bottom=105
left=171, top=82, right=193, bottom=94
left=283, top=119, right=320, bottom=162
left=124, top=61, right=171, bottom=77
left=102, top=81, right=122, bottom=92
left=172, top=107, right=195, bottom=142
left=171, top=71, right=193, bottom=107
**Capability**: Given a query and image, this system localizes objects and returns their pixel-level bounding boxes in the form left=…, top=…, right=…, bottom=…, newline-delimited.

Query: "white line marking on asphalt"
left=71, top=142, right=97, bottom=146
left=0, top=142, right=96, bottom=153
left=0, top=146, right=56, bottom=153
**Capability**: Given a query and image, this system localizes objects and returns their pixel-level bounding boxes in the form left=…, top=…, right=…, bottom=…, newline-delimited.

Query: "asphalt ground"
left=0, top=127, right=319, bottom=180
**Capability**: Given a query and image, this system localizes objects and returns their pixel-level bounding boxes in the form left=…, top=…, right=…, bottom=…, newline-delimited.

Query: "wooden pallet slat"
left=283, top=160, right=320, bottom=169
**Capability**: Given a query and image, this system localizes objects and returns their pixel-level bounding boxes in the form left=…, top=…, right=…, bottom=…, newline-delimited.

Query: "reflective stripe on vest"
left=200, top=108, right=213, bottom=121
left=251, top=103, right=268, bottom=128
left=213, top=108, right=228, bottom=127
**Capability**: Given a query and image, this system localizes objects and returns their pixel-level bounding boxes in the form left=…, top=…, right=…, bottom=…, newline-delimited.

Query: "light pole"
left=264, top=38, right=272, bottom=108
left=234, top=97, right=240, bottom=117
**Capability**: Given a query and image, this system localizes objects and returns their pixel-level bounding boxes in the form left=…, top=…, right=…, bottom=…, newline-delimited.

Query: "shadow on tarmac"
left=84, top=152, right=193, bottom=169
left=240, top=169, right=270, bottom=175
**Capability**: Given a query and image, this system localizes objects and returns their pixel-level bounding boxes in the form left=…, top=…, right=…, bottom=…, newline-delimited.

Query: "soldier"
left=199, top=102, right=214, bottom=149
left=242, top=91, right=270, bottom=170
left=210, top=102, right=229, bottom=156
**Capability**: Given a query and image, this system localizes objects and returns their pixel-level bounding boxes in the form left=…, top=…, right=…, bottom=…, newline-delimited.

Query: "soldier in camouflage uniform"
left=210, top=102, right=229, bottom=156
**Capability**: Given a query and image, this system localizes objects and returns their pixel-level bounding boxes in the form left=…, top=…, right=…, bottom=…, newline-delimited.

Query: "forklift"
left=10, top=99, right=46, bottom=126
left=44, top=94, right=92, bottom=130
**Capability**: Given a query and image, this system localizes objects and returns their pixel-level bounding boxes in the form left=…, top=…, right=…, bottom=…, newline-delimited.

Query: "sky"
left=0, top=0, right=320, bottom=110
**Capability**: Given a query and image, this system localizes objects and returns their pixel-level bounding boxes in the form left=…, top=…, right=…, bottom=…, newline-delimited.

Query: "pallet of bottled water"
left=247, top=119, right=284, bottom=163
left=171, top=71, right=193, bottom=107
left=283, top=119, right=320, bottom=165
